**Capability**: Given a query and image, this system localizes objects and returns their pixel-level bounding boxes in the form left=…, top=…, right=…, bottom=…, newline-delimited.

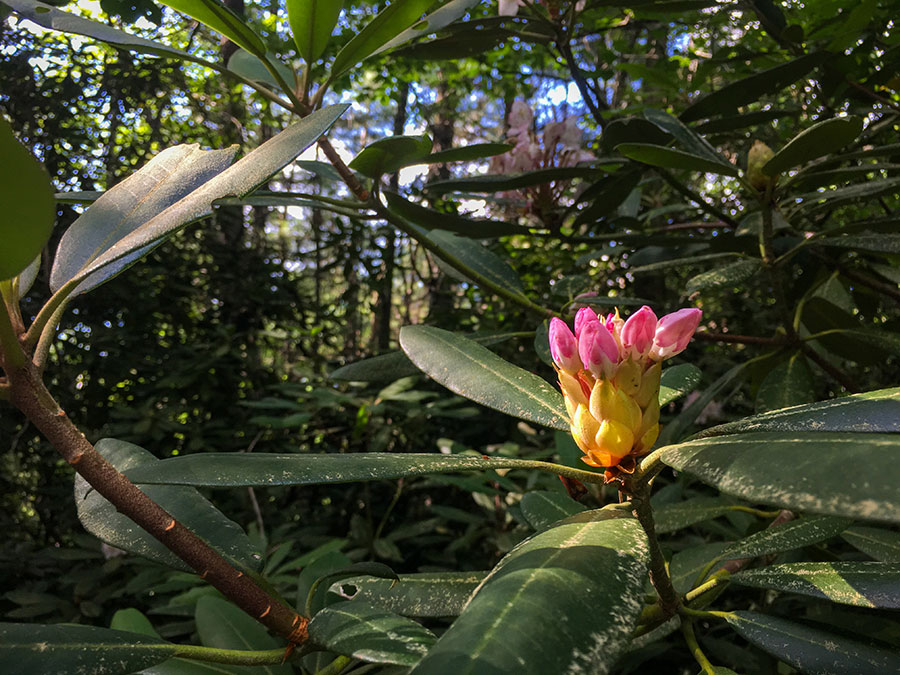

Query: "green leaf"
left=696, top=387, right=900, bottom=438
left=792, top=178, right=900, bottom=215
left=226, top=49, right=295, bottom=91
left=659, top=363, right=749, bottom=445
left=159, top=0, right=266, bottom=57
left=287, top=0, right=343, bottom=63
left=669, top=542, right=729, bottom=594
left=659, top=363, right=703, bottom=406
left=330, top=0, right=436, bottom=80
left=194, top=597, right=290, bottom=675
left=308, top=601, right=435, bottom=666
left=329, top=571, right=486, bottom=618
left=629, top=252, right=741, bottom=275
left=418, top=228, right=524, bottom=291
left=0, top=622, right=175, bottom=675
left=330, top=332, right=520, bottom=382
left=685, top=259, right=761, bottom=294
left=842, top=526, right=900, bottom=562
left=125, top=452, right=570, bottom=488
left=520, top=490, right=587, bottom=530
left=720, top=515, right=853, bottom=560
left=51, top=145, right=236, bottom=295
left=110, top=608, right=160, bottom=637
left=819, top=233, right=900, bottom=255
left=0, top=117, right=55, bottom=280
left=51, top=105, right=347, bottom=296
left=426, top=167, right=609, bottom=194
left=384, top=190, right=524, bottom=238
left=680, top=53, right=827, bottom=123
left=659, top=432, right=900, bottom=523
left=763, top=117, right=864, bottom=176
left=653, top=497, right=735, bottom=534
left=76, top=439, right=261, bottom=572
left=372, top=0, right=481, bottom=56
left=348, top=135, right=432, bottom=178
left=4, top=0, right=209, bottom=65
left=732, top=562, right=900, bottom=609
left=643, top=108, right=731, bottom=168
left=409, top=514, right=649, bottom=674
left=617, top=143, right=739, bottom=176
left=755, top=353, right=815, bottom=413
left=399, top=326, right=568, bottom=430
left=724, top=611, right=900, bottom=674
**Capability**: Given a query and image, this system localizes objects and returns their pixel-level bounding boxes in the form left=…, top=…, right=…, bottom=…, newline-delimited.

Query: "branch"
left=6, top=361, right=308, bottom=646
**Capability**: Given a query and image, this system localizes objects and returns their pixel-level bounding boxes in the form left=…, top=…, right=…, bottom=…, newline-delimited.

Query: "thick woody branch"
left=7, top=361, right=307, bottom=645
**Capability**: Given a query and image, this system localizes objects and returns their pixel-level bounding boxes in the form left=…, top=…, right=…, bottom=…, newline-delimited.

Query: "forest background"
left=2, top=0, right=900, bottom=673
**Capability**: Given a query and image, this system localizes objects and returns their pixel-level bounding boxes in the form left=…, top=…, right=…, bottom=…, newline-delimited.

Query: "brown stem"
left=317, top=137, right=369, bottom=201
left=627, top=477, right=680, bottom=616
left=7, top=361, right=307, bottom=645
left=799, top=343, right=860, bottom=393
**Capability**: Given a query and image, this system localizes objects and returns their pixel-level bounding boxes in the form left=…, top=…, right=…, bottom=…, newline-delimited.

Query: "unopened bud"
left=747, top=140, right=776, bottom=191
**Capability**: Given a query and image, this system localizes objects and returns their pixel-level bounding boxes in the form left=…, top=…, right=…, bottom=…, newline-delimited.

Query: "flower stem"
left=626, top=476, right=680, bottom=616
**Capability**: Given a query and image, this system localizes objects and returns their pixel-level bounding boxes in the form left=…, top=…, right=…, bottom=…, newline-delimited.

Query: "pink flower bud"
left=549, top=317, right=581, bottom=373
left=621, top=305, right=658, bottom=359
left=574, top=307, right=599, bottom=339
left=578, top=320, right=619, bottom=377
left=651, top=308, right=702, bottom=360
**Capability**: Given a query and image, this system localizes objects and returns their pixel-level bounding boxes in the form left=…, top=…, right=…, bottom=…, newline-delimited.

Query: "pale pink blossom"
left=549, top=317, right=582, bottom=374
left=578, top=321, right=619, bottom=378
left=651, top=308, right=703, bottom=360
left=621, top=305, right=658, bottom=359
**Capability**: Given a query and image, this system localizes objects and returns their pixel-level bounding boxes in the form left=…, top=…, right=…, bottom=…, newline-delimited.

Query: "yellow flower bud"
left=594, top=419, right=634, bottom=464
left=635, top=361, right=661, bottom=408
left=614, top=359, right=642, bottom=396
left=747, top=140, right=776, bottom=191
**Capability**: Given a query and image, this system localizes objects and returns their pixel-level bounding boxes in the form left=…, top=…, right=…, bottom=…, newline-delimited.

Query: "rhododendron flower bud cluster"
left=548, top=305, right=702, bottom=473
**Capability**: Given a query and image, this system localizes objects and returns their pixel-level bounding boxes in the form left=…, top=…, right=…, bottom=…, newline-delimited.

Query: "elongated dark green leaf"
left=399, top=326, right=568, bottom=430
left=330, top=0, right=436, bottom=79
left=330, top=332, right=520, bottom=382
left=617, top=143, right=739, bottom=176
left=76, top=439, right=261, bottom=572
left=520, top=490, right=587, bottom=530
left=372, top=0, right=480, bottom=55
left=287, top=0, right=343, bottom=62
left=125, top=452, right=567, bottom=487
left=762, top=117, right=864, bottom=176
left=792, top=178, right=900, bottom=215
left=329, top=572, right=486, bottom=618
left=724, top=611, right=900, bottom=674
left=349, top=135, right=432, bottom=178
left=643, top=108, right=730, bottom=167
left=685, top=259, right=760, bottom=294
left=308, top=601, right=435, bottom=666
left=160, top=0, right=266, bottom=56
left=384, top=190, right=524, bottom=238
left=680, top=53, right=827, bottom=122
left=695, top=108, right=799, bottom=134
left=194, top=597, right=290, bottom=675
left=653, top=497, right=735, bottom=534
left=659, top=363, right=702, bottom=406
left=409, top=514, right=649, bottom=675
left=659, top=363, right=748, bottom=445
left=696, top=387, right=900, bottom=438
left=732, top=562, right=900, bottom=609
left=629, top=252, right=740, bottom=274
left=659, top=432, right=900, bottom=523
left=4, top=0, right=208, bottom=65
left=669, top=542, right=729, bottom=594
left=426, top=167, right=609, bottom=194
left=755, top=353, right=815, bottom=413
left=52, top=105, right=347, bottom=295
left=419, top=143, right=512, bottom=164
left=819, top=233, right=900, bottom=255
left=226, top=49, right=295, bottom=91
left=0, top=117, right=55, bottom=280
left=842, top=526, right=900, bottom=562
left=51, top=145, right=236, bottom=295
left=721, top=515, right=852, bottom=560
left=419, top=228, right=524, bottom=292
left=0, top=623, right=175, bottom=675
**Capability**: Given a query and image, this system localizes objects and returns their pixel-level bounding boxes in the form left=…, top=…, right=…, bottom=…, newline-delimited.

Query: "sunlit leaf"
left=328, top=572, right=486, bottom=618
left=287, top=0, right=343, bottom=63
left=763, top=117, right=864, bottom=176
left=409, top=514, right=649, bottom=674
